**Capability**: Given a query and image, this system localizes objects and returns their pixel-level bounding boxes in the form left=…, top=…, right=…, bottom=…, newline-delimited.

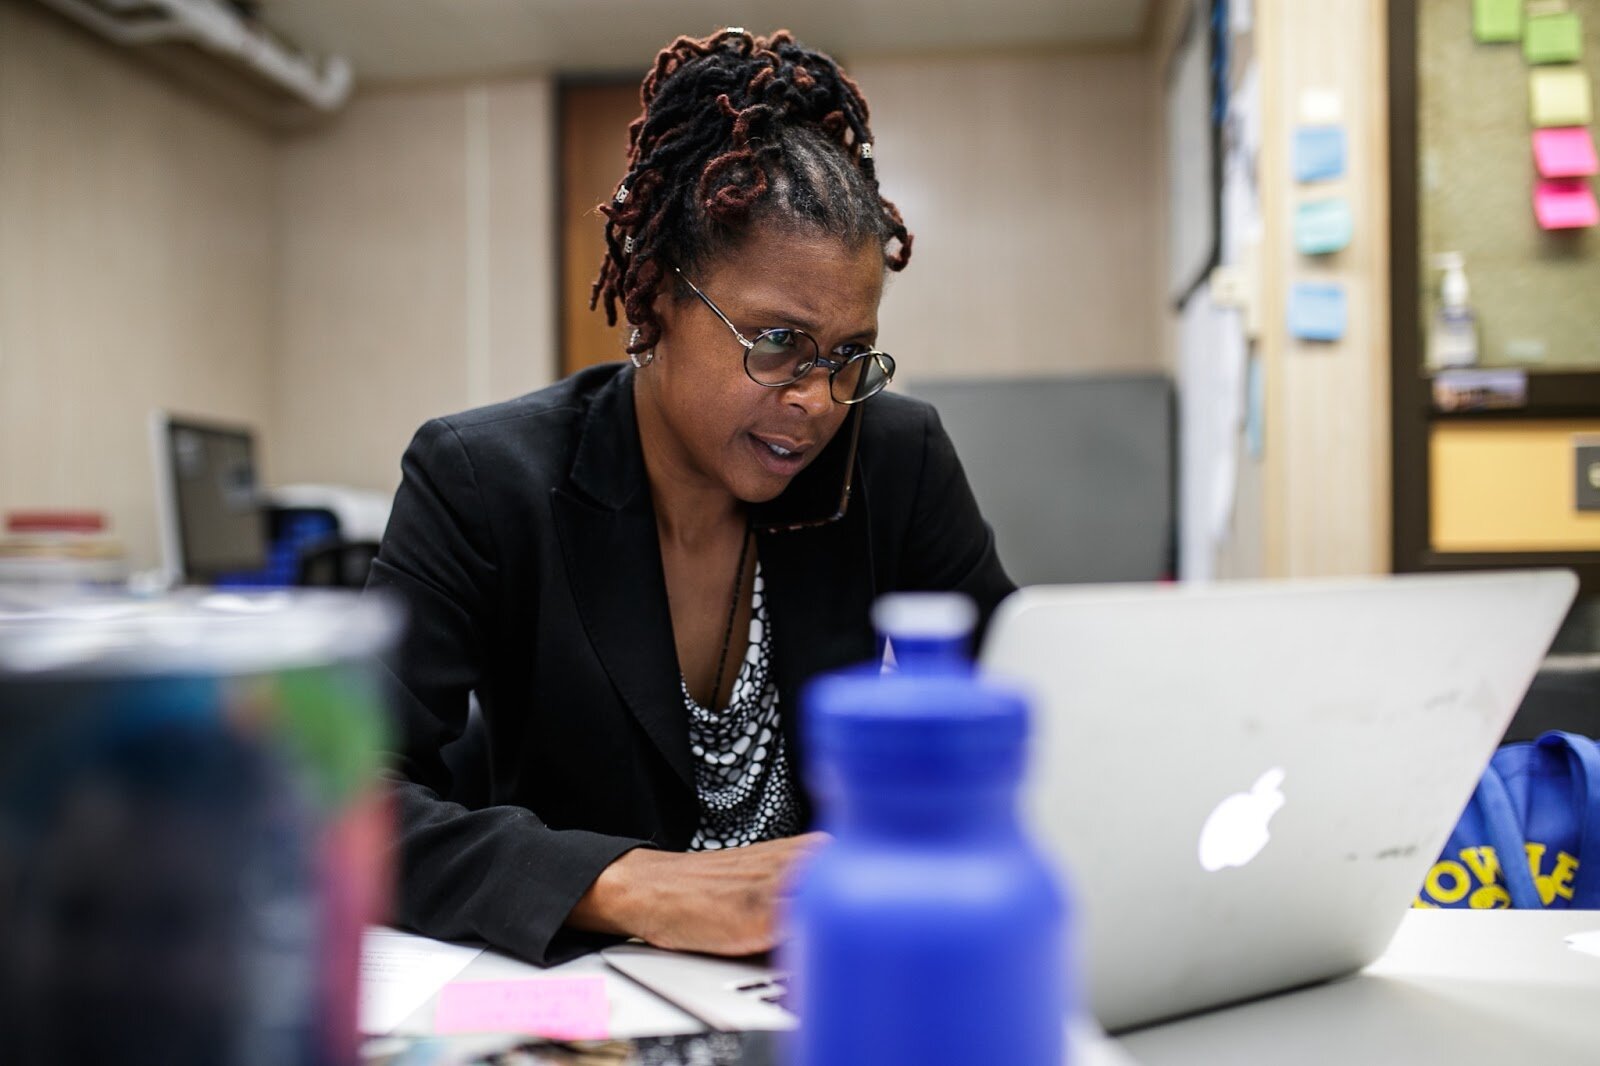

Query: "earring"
left=629, top=328, right=655, bottom=368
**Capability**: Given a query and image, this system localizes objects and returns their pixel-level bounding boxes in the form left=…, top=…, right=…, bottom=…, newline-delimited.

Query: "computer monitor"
left=150, top=412, right=268, bottom=585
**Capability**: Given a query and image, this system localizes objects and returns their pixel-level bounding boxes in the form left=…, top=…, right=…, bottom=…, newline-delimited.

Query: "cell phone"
left=750, top=405, right=862, bottom=534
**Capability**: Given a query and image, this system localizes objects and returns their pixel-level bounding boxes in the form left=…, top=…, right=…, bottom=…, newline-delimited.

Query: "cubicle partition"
left=907, top=375, right=1176, bottom=588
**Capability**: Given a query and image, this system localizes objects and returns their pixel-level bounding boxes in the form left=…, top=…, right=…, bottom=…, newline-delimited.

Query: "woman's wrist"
left=568, top=846, right=658, bottom=937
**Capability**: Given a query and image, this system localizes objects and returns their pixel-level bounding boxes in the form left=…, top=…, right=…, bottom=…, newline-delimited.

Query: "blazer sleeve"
left=367, top=418, right=645, bottom=965
left=897, top=404, right=1017, bottom=639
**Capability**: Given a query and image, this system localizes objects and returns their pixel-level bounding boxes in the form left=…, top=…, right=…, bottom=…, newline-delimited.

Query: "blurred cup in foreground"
left=0, top=589, right=398, bottom=1066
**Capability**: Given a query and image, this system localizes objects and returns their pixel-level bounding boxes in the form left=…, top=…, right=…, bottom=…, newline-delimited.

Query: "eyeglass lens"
left=745, top=330, right=894, bottom=404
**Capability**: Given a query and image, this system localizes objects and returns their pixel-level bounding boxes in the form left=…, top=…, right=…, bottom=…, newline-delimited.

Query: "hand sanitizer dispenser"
left=1428, top=252, right=1478, bottom=370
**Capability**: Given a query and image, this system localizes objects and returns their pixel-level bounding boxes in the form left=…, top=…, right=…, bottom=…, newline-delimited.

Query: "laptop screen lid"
left=979, top=570, right=1576, bottom=1032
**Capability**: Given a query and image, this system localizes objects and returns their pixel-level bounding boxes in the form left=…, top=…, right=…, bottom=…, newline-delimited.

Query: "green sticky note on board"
left=1474, top=0, right=1522, bottom=42
left=1294, top=198, right=1354, bottom=255
left=1526, top=12, right=1584, bottom=64
left=1531, top=67, right=1593, bottom=127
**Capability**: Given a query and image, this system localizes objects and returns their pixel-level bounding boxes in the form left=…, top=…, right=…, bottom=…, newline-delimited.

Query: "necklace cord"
left=710, top=525, right=753, bottom=711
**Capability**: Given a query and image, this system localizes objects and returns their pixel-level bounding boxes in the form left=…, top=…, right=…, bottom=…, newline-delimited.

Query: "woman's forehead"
left=702, top=228, right=884, bottom=323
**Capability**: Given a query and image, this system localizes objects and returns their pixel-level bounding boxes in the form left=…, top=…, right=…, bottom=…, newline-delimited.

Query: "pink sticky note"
left=434, top=977, right=609, bottom=1039
left=1534, top=127, right=1600, bottom=178
left=1535, top=178, right=1600, bottom=230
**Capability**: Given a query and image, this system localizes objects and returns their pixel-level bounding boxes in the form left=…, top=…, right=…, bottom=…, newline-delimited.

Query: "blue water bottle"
left=786, top=593, right=1069, bottom=1066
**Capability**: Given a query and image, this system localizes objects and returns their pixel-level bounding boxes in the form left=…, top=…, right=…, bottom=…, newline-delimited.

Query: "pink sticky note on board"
left=1534, top=127, right=1600, bottom=178
left=434, top=977, right=609, bottom=1038
left=1535, top=178, right=1600, bottom=229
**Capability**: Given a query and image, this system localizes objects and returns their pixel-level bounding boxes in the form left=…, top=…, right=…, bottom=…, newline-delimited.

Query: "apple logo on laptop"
left=1198, top=767, right=1287, bottom=872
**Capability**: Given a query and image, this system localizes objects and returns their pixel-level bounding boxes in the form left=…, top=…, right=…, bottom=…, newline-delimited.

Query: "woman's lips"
left=748, top=432, right=810, bottom=477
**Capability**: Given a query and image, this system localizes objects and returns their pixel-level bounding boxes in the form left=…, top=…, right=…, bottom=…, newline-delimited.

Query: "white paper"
left=1222, top=62, right=1262, bottom=267
left=1565, top=929, right=1600, bottom=959
left=1299, top=87, right=1344, bottom=125
left=360, top=927, right=485, bottom=1035
left=1230, top=0, right=1253, bottom=34
left=1179, top=291, right=1247, bottom=581
left=1209, top=308, right=1247, bottom=544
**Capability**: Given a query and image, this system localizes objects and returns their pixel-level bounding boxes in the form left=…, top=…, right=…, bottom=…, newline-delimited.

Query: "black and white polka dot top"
left=682, top=562, right=804, bottom=851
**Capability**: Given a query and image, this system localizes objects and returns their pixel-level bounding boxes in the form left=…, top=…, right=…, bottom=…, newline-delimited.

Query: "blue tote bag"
left=1416, top=731, right=1600, bottom=910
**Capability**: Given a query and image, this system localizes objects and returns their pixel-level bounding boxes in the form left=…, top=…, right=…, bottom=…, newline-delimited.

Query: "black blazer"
left=368, top=362, right=1014, bottom=965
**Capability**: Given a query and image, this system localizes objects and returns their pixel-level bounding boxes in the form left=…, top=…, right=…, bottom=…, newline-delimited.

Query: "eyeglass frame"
left=671, top=266, right=895, bottom=406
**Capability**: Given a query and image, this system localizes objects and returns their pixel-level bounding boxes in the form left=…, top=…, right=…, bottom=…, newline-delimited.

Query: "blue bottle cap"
left=803, top=671, right=1028, bottom=785
left=872, top=592, right=978, bottom=673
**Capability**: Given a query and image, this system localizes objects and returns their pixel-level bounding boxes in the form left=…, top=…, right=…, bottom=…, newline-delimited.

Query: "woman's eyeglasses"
left=673, top=267, right=896, bottom=405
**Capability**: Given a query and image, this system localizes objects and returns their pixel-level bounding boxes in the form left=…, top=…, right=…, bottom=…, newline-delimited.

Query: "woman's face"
left=643, top=223, right=885, bottom=504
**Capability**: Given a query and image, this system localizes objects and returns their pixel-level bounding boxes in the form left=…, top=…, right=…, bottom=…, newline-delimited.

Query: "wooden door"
left=559, top=81, right=645, bottom=377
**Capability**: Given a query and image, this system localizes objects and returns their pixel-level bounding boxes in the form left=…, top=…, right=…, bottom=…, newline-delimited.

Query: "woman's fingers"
left=569, top=832, right=830, bottom=955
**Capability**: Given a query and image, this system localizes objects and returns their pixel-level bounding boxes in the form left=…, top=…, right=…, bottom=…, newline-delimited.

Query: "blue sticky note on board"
left=1294, top=126, right=1347, bottom=182
left=1294, top=198, right=1354, bottom=254
left=1289, top=283, right=1347, bottom=342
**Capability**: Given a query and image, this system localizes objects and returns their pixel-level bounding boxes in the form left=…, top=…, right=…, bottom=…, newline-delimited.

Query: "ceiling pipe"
left=36, top=0, right=352, bottom=112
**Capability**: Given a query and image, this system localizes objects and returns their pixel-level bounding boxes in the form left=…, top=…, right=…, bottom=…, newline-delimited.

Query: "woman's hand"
left=568, top=832, right=829, bottom=955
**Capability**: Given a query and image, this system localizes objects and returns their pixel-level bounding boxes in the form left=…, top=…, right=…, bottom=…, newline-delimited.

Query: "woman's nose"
left=783, top=363, right=834, bottom=415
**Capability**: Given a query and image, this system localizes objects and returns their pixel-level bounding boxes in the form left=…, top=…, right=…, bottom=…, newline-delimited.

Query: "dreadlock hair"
left=590, top=28, right=913, bottom=357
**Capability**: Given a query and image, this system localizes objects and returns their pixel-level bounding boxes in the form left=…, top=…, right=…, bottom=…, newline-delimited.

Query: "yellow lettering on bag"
left=1424, top=860, right=1471, bottom=904
left=1538, top=851, right=1580, bottom=904
left=1417, top=843, right=1581, bottom=908
left=1468, top=883, right=1512, bottom=909
left=1453, top=848, right=1512, bottom=908
left=1459, top=845, right=1500, bottom=885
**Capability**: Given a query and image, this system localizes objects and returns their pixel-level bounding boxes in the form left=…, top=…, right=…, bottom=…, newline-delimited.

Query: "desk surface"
left=1120, top=910, right=1600, bottom=1065
left=389, top=910, right=1600, bottom=1065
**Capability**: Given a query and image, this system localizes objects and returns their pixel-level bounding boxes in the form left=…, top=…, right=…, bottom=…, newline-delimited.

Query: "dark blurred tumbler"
left=0, top=591, right=398, bottom=1066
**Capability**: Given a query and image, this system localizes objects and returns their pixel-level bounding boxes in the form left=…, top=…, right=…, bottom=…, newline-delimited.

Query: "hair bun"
left=588, top=28, right=912, bottom=355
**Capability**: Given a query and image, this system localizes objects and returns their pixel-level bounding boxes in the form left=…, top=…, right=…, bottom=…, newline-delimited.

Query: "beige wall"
left=0, top=2, right=278, bottom=571
left=0, top=7, right=559, bottom=568
left=274, top=78, right=557, bottom=494
left=849, top=50, right=1162, bottom=386
left=271, top=50, right=1159, bottom=491
left=1, top=16, right=1164, bottom=569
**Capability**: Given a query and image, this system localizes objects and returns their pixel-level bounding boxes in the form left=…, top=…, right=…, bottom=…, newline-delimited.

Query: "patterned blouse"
left=682, top=562, right=804, bottom=850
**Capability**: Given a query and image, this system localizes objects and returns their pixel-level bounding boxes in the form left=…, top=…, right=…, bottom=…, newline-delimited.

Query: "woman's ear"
left=649, top=271, right=682, bottom=335
left=642, top=272, right=690, bottom=362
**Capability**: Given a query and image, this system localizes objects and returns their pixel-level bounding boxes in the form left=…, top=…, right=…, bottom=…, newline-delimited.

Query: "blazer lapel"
left=757, top=493, right=879, bottom=780
left=551, top=368, right=880, bottom=801
left=553, top=369, right=694, bottom=792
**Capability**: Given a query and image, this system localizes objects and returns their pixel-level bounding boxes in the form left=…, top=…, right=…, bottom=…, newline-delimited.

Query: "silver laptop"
left=599, top=944, right=1136, bottom=1065
left=982, top=570, right=1576, bottom=1031
left=603, top=571, right=1574, bottom=1038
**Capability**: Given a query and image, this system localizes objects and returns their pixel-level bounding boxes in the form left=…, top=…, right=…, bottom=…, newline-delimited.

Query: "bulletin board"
left=1418, top=0, right=1600, bottom=369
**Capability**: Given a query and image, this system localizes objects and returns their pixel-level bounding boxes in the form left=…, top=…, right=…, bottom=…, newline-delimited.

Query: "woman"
left=370, top=28, right=1013, bottom=966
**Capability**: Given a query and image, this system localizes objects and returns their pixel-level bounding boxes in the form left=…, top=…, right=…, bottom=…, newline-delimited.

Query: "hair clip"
left=614, top=186, right=629, bottom=204
left=726, top=26, right=746, bottom=35
left=859, top=142, right=874, bottom=160
left=623, top=236, right=635, bottom=255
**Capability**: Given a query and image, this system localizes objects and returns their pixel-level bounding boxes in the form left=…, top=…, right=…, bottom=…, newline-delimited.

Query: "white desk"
left=383, top=911, right=1600, bottom=1064
left=1119, top=910, right=1600, bottom=1064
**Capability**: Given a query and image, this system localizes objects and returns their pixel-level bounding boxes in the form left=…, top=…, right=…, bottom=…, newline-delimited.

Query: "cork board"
left=1419, top=0, right=1600, bottom=369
